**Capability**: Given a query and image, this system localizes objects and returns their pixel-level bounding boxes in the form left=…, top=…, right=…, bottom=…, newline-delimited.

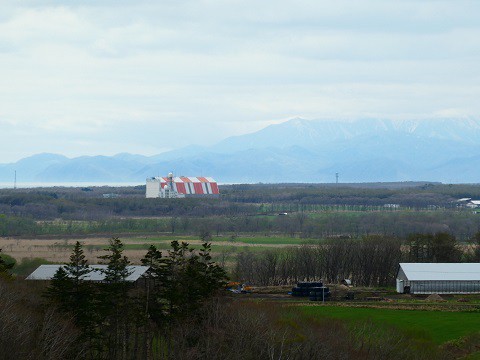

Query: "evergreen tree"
left=44, top=266, right=72, bottom=310
left=99, top=237, right=132, bottom=283
left=97, top=237, right=134, bottom=358
left=142, top=241, right=228, bottom=322
left=44, top=242, right=97, bottom=348
left=65, top=241, right=92, bottom=287
left=141, top=245, right=169, bottom=324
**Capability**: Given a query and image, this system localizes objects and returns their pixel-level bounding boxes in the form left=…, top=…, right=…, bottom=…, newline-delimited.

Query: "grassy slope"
left=301, top=306, right=480, bottom=344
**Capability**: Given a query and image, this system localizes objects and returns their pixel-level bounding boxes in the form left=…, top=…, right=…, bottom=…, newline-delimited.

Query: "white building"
left=146, top=173, right=220, bottom=198
left=456, top=198, right=480, bottom=209
left=396, top=263, right=480, bottom=294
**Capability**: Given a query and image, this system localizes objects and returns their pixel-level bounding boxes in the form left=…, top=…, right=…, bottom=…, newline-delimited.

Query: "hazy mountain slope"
left=2, top=117, right=480, bottom=183
left=36, top=156, right=146, bottom=182
left=136, top=146, right=323, bottom=183
left=0, top=153, right=68, bottom=182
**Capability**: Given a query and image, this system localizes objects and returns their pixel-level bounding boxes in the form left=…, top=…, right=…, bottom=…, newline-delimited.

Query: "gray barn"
left=27, top=265, right=150, bottom=282
left=396, top=263, right=480, bottom=294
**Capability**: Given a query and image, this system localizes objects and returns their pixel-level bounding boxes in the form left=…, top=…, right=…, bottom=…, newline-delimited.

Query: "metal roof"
left=399, top=263, right=480, bottom=281
left=26, top=265, right=149, bottom=282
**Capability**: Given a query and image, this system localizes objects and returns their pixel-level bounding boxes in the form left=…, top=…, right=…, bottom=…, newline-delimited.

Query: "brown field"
left=0, top=236, right=292, bottom=265
left=2, top=237, right=125, bottom=263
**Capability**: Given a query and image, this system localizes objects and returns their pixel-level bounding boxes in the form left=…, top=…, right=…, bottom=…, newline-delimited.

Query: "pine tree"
left=44, top=266, right=74, bottom=311
left=141, top=245, right=172, bottom=325
left=44, top=242, right=98, bottom=352
left=65, top=241, right=92, bottom=287
left=97, top=237, right=134, bottom=358
left=99, top=237, right=132, bottom=283
left=142, top=241, right=228, bottom=322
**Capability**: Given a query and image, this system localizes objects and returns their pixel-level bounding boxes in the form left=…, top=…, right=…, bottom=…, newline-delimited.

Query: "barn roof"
left=399, top=263, right=480, bottom=281
left=26, top=265, right=149, bottom=282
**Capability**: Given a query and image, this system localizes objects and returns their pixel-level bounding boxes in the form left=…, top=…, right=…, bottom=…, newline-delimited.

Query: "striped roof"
left=155, top=176, right=219, bottom=195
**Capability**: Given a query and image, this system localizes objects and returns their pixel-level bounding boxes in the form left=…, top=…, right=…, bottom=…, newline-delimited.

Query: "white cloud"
left=0, top=1, right=480, bottom=162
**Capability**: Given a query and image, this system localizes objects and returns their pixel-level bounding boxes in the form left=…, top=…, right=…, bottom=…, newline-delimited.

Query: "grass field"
left=0, top=235, right=295, bottom=267
left=128, top=235, right=307, bottom=245
left=300, top=305, right=480, bottom=344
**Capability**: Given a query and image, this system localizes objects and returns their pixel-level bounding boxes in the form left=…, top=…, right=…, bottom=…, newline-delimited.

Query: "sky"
left=1, top=0, right=480, bottom=163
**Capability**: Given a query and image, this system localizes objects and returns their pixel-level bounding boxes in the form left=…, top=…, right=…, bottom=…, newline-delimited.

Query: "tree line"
left=234, top=233, right=480, bottom=287
left=4, top=182, right=480, bottom=221
left=2, top=209, right=480, bottom=240
left=0, top=238, right=227, bottom=359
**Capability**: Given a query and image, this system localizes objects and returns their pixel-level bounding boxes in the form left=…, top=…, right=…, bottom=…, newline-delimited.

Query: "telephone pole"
left=14, top=170, right=17, bottom=189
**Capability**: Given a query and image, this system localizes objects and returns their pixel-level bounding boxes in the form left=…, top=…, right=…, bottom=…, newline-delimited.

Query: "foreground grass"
left=300, top=305, right=480, bottom=344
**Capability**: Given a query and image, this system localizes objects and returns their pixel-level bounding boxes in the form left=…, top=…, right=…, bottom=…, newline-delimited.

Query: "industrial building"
left=146, top=173, right=220, bottom=198
left=396, top=263, right=480, bottom=294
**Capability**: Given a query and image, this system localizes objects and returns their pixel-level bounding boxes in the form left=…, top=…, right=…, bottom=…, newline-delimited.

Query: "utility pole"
left=335, top=172, right=339, bottom=184
left=14, top=170, right=17, bottom=190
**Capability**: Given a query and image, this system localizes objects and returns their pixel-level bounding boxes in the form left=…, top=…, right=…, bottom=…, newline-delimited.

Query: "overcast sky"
left=1, top=0, right=480, bottom=162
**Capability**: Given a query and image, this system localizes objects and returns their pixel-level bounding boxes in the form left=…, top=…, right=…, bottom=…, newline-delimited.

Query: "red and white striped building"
left=146, top=173, right=220, bottom=198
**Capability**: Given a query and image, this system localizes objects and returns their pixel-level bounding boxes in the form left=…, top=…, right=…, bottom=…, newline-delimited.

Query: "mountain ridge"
left=2, top=117, right=480, bottom=184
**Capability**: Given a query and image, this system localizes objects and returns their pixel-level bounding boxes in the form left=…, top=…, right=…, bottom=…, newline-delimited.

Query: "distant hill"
left=2, top=117, right=480, bottom=183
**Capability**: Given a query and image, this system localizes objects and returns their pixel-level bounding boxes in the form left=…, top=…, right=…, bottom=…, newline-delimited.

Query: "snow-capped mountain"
left=2, top=117, right=480, bottom=184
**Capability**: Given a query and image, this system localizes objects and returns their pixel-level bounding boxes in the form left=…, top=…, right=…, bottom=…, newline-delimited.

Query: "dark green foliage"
left=45, top=267, right=74, bottom=311
left=13, top=257, right=52, bottom=276
left=45, top=242, right=97, bottom=346
left=96, top=238, right=138, bottom=359
left=142, top=241, right=228, bottom=323
left=407, top=232, right=461, bottom=262
left=99, top=237, right=132, bottom=283
left=0, top=248, right=14, bottom=278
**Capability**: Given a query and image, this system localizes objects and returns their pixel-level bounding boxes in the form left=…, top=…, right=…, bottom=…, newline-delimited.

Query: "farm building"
left=26, top=265, right=150, bottom=282
left=396, top=263, right=480, bottom=294
left=146, top=172, right=220, bottom=198
left=456, top=198, right=480, bottom=209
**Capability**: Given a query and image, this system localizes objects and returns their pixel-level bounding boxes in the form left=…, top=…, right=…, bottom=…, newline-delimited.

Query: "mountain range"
left=2, top=117, right=480, bottom=184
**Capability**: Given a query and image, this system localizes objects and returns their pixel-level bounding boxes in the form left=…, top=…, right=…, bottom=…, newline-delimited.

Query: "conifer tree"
left=98, top=237, right=134, bottom=358
left=66, top=241, right=92, bottom=287
left=45, top=242, right=96, bottom=341
left=142, top=241, right=228, bottom=322
left=99, top=237, right=132, bottom=283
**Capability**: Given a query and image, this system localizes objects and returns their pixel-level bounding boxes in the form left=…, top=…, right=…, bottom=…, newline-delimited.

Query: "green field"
left=212, top=236, right=312, bottom=245
left=122, top=243, right=270, bottom=253
left=128, top=235, right=306, bottom=245
left=301, top=305, right=480, bottom=344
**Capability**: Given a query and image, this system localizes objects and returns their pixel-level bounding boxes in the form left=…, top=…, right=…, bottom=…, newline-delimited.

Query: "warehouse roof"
left=26, top=265, right=149, bottom=282
left=399, top=263, right=480, bottom=281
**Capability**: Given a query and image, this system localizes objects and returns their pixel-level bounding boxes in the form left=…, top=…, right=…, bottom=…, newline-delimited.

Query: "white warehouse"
left=396, top=263, right=480, bottom=294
